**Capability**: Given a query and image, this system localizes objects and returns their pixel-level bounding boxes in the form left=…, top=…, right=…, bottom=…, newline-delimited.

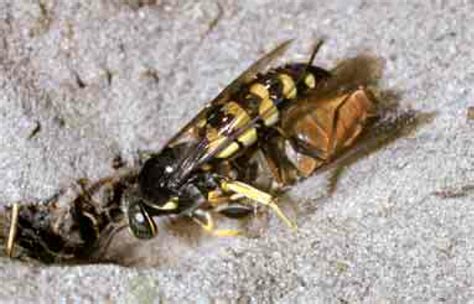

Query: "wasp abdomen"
left=248, top=66, right=330, bottom=124
left=205, top=67, right=329, bottom=159
left=205, top=101, right=258, bottom=158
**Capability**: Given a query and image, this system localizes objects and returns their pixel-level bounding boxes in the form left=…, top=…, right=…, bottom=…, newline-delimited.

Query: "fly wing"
left=309, top=54, right=383, bottom=99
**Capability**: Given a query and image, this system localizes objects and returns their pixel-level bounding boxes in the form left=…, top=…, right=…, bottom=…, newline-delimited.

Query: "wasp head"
left=127, top=145, right=202, bottom=239
left=138, top=147, right=183, bottom=212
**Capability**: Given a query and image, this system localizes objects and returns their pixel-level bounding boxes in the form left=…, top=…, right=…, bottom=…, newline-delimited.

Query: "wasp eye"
left=127, top=200, right=158, bottom=240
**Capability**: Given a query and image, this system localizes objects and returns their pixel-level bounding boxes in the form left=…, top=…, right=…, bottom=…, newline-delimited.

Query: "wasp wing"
left=209, top=39, right=293, bottom=106
left=166, top=39, right=293, bottom=147
left=166, top=40, right=294, bottom=186
left=192, top=40, right=330, bottom=172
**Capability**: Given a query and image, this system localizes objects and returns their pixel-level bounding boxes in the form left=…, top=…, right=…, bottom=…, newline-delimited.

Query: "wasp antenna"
left=307, top=39, right=324, bottom=67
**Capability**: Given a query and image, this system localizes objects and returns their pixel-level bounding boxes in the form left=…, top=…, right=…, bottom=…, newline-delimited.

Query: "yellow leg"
left=220, top=180, right=297, bottom=230
left=208, top=190, right=245, bottom=206
left=207, top=190, right=231, bottom=206
left=191, top=209, right=241, bottom=237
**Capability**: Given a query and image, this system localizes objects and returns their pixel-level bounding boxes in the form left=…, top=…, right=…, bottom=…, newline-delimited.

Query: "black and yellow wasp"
left=3, top=40, right=380, bottom=263
left=127, top=40, right=378, bottom=239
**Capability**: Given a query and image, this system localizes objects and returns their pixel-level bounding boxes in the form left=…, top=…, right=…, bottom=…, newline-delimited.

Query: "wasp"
left=3, top=40, right=382, bottom=263
left=127, top=39, right=379, bottom=239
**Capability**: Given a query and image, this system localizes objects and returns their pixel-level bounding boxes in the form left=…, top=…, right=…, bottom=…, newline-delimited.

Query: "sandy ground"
left=0, top=0, right=473, bottom=303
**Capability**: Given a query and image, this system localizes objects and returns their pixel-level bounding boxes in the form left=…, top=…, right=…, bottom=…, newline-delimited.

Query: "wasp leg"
left=258, top=129, right=300, bottom=187
left=214, top=202, right=254, bottom=219
left=220, top=180, right=297, bottom=230
left=207, top=189, right=232, bottom=206
left=207, top=189, right=255, bottom=219
left=191, top=209, right=241, bottom=237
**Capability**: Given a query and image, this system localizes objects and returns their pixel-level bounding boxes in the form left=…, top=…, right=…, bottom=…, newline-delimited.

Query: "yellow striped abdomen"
left=206, top=101, right=257, bottom=158
left=205, top=67, right=324, bottom=160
